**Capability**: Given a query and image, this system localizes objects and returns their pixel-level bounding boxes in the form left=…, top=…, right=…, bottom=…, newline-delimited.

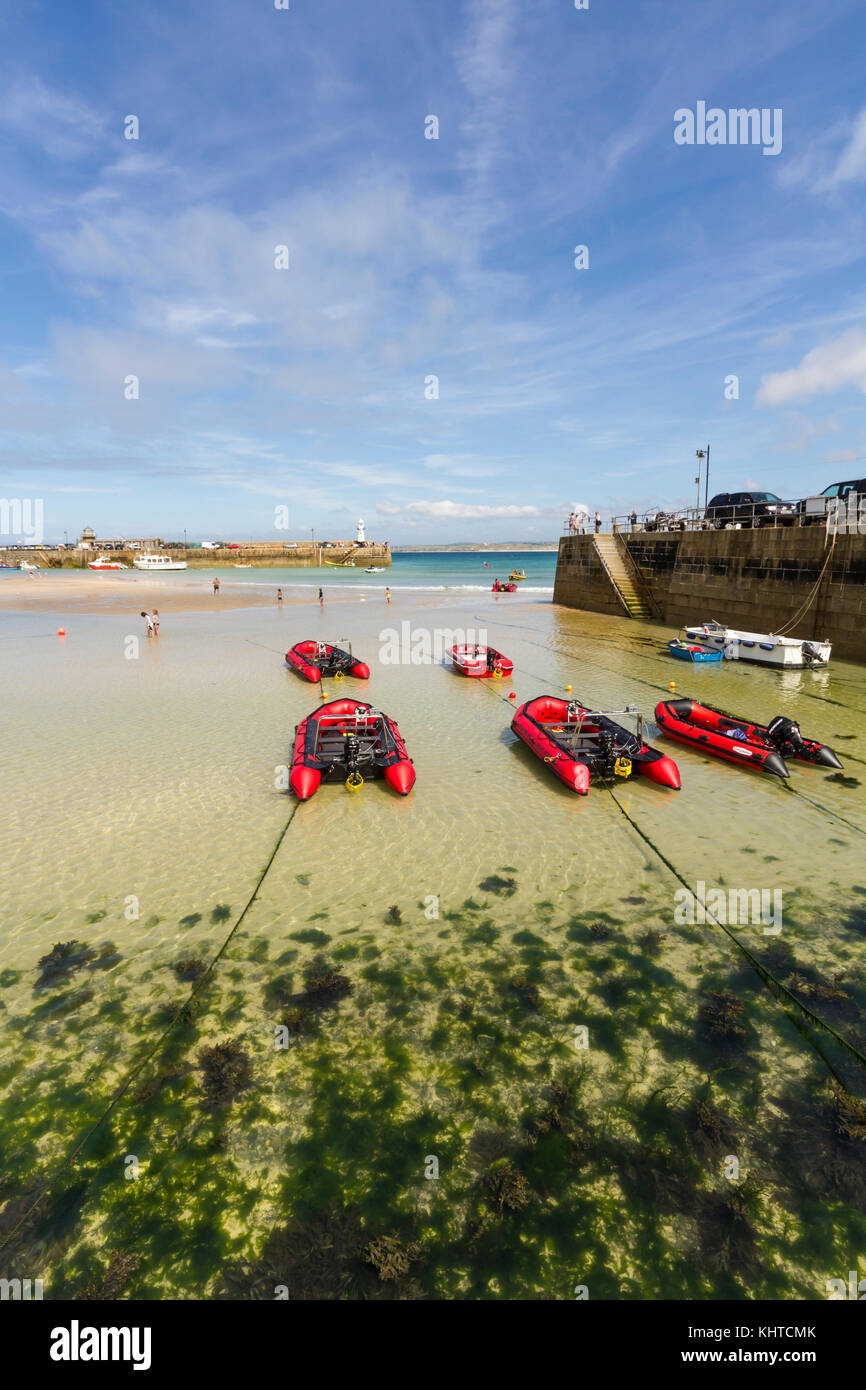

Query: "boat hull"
left=654, top=698, right=842, bottom=778
left=511, top=695, right=680, bottom=795
left=447, top=645, right=514, bottom=678
left=684, top=624, right=831, bottom=668
left=285, top=642, right=370, bottom=682
left=289, top=698, right=415, bottom=799
left=668, top=640, right=722, bottom=663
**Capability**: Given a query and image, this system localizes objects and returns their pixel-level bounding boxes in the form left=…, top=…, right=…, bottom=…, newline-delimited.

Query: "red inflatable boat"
left=447, top=644, right=514, bottom=678
left=285, top=641, right=370, bottom=682
left=492, top=580, right=517, bottom=592
left=654, top=698, right=842, bottom=780
left=289, top=699, right=415, bottom=799
left=511, top=695, right=680, bottom=795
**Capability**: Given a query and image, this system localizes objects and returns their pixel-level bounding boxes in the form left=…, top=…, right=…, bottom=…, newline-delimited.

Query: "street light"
left=696, top=446, right=710, bottom=512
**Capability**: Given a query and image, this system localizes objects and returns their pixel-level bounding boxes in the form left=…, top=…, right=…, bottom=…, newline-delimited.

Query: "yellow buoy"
left=669, top=681, right=676, bottom=690
left=321, top=689, right=329, bottom=698
left=565, top=685, right=572, bottom=692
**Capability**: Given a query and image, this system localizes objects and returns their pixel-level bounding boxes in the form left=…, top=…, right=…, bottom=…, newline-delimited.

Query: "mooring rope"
left=606, top=788, right=866, bottom=1076
left=476, top=665, right=866, bottom=1080
left=775, top=530, right=836, bottom=636
left=0, top=800, right=303, bottom=1256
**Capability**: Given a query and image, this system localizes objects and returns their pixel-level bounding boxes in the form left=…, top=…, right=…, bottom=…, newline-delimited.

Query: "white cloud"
left=777, top=106, right=866, bottom=195
left=756, top=330, right=866, bottom=406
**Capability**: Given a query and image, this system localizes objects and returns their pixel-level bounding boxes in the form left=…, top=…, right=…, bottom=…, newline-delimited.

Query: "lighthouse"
left=356, top=517, right=365, bottom=544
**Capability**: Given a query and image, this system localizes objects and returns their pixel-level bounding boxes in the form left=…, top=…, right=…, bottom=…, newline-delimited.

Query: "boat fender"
left=723, top=642, right=736, bottom=660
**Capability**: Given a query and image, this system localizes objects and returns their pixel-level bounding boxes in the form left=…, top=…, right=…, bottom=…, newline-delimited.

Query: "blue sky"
left=1, top=0, right=865, bottom=543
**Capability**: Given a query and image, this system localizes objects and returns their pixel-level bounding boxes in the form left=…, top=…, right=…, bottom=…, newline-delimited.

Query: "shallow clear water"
left=1, top=589, right=865, bottom=1299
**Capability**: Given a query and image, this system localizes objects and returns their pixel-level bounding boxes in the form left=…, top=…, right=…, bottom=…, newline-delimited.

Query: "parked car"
left=800, top=478, right=866, bottom=524
left=705, top=491, right=796, bottom=529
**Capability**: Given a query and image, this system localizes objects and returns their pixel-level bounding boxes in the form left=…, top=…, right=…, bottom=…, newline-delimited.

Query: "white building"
left=356, top=517, right=366, bottom=544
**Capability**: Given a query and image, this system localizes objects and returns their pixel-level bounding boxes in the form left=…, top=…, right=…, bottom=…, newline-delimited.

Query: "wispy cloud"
left=757, top=330, right=866, bottom=406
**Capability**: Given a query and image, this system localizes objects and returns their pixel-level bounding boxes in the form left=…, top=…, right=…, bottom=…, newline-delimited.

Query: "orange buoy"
left=508, top=691, right=517, bottom=700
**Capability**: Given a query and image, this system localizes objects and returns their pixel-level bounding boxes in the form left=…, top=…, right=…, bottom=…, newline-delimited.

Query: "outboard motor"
left=767, top=715, right=806, bottom=757
left=596, top=728, right=618, bottom=778
left=801, top=641, right=823, bottom=665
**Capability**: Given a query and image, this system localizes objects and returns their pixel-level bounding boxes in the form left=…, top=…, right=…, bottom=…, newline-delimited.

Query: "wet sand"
left=0, top=572, right=368, bottom=615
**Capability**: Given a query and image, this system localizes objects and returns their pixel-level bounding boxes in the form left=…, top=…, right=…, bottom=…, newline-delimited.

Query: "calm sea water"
left=1, top=580, right=865, bottom=1298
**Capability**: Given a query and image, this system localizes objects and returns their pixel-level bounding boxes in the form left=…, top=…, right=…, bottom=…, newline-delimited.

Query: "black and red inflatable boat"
left=511, top=695, right=680, bottom=795
left=285, top=641, right=370, bottom=682
left=654, top=698, right=842, bottom=780
left=289, top=699, right=415, bottom=800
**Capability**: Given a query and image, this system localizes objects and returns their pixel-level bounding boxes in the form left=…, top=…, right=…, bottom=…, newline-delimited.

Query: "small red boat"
left=448, top=644, right=514, bottom=678
left=654, top=698, right=842, bottom=780
left=285, top=641, right=370, bottom=682
left=511, top=695, right=680, bottom=795
left=492, top=580, right=517, bottom=592
left=289, top=699, right=415, bottom=800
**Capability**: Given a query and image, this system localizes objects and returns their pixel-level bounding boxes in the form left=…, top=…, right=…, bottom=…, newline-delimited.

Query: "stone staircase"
left=593, top=534, right=654, bottom=618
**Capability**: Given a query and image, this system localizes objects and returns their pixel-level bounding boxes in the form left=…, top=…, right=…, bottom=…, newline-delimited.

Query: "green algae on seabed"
left=2, top=880, right=866, bottom=1299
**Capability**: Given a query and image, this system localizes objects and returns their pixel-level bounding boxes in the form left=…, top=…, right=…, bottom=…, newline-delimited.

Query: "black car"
left=705, top=491, right=797, bottom=529
left=800, top=478, right=866, bottom=523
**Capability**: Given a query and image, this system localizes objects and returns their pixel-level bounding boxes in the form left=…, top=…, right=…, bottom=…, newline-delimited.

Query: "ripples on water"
left=1, top=592, right=865, bottom=1299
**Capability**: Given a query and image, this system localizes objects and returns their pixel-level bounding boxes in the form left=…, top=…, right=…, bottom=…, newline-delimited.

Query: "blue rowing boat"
left=667, top=639, right=722, bottom=664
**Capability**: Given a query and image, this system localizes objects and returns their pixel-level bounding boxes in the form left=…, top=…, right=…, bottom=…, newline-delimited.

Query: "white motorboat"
left=132, top=553, right=188, bottom=571
left=684, top=621, right=831, bottom=669
left=232, top=563, right=253, bottom=568
left=365, top=566, right=384, bottom=574
left=18, top=560, right=40, bottom=573
left=88, top=555, right=128, bottom=570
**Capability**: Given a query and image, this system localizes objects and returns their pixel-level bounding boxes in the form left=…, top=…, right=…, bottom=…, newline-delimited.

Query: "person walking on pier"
left=594, top=510, right=602, bottom=534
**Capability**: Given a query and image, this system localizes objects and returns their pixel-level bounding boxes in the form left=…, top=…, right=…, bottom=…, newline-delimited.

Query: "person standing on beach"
left=213, top=577, right=220, bottom=595
left=140, top=610, right=154, bottom=636
left=276, top=588, right=283, bottom=604
left=318, top=587, right=324, bottom=605
left=152, top=610, right=160, bottom=636
left=385, top=587, right=391, bottom=604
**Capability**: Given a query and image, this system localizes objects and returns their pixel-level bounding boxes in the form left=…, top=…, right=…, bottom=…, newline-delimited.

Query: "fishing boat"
left=447, top=644, right=514, bottom=678
left=511, top=695, right=680, bottom=795
left=290, top=699, right=415, bottom=799
left=667, top=638, right=722, bottom=664
left=285, top=640, right=370, bottom=682
left=132, top=553, right=188, bottom=571
left=509, top=570, right=526, bottom=581
left=492, top=580, right=518, bottom=592
left=232, top=563, right=253, bottom=568
left=654, top=698, right=842, bottom=779
left=87, top=555, right=128, bottom=570
left=683, top=621, right=831, bottom=668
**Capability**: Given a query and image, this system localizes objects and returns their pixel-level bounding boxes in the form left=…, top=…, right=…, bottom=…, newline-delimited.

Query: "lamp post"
left=696, top=447, right=710, bottom=512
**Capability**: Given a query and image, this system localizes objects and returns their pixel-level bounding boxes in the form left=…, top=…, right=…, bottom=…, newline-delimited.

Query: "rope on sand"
left=0, top=800, right=303, bottom=1256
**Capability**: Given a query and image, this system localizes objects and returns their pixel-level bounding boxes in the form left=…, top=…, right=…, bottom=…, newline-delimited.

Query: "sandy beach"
left=0, top=572, right=329, bottom=614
